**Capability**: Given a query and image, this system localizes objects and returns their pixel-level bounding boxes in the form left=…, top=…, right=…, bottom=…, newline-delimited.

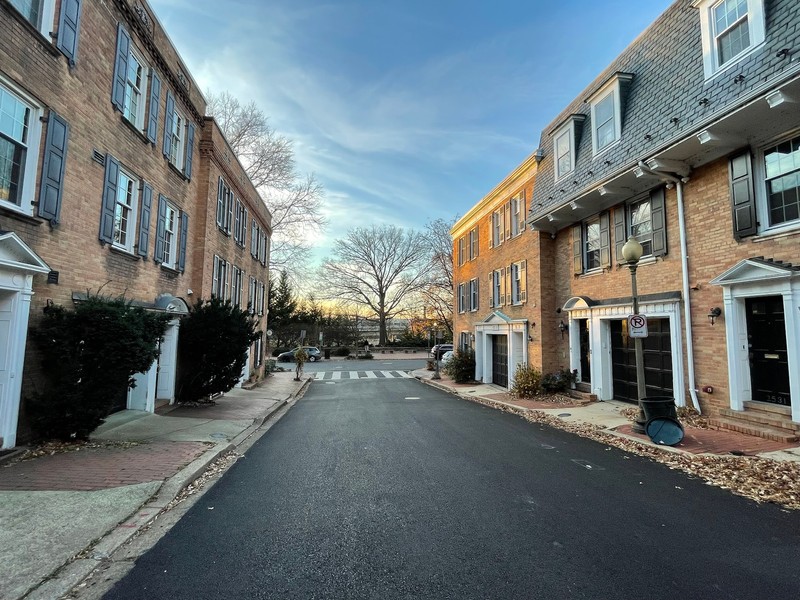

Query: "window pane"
left=0, top=87, right=30, bottom=144
left=9, top=0, right=40, bottom=27
left=718, top=19, right=750, bottom=65
left=585, top=221, right=601, bottom=269
left=0, top=137, right=24, bottom=204
left=768, top=172, right=800, bottom=226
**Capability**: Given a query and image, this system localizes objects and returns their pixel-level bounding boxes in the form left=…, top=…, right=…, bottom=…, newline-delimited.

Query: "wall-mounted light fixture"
left=534, top=148, right=544, bottom=163
left=708, top=307, right=722, bottom=326
left=528, top=335, right=534, bottom=342
left=558, top=320, right=568, bottom=338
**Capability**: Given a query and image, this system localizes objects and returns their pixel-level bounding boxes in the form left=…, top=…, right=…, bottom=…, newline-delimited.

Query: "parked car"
left=441, top=350, right=455, bottom=366
left=276, top=346, right=323, bottom=362
left=429, top=344, right=453, bottom=360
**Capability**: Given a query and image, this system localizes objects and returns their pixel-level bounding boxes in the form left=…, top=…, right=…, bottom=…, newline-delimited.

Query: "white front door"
left=156, top=320, right=179, bottom=402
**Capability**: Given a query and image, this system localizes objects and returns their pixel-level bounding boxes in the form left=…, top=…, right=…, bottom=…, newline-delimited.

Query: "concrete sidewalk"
left=0, top=371, right=308, bottom=600
left=412, top=368, right=800, bottom=462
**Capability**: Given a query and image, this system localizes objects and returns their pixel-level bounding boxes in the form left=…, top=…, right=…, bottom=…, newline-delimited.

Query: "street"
left=102, top=377, right=800, bottom=599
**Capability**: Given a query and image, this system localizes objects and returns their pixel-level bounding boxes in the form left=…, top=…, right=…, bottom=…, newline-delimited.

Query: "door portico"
left=474, top=311, right=528, bottom=389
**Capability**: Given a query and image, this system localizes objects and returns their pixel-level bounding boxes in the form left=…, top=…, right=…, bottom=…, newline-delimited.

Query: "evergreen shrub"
left=510, top=364, right=542, bottom=399
left=442, top=349, right=476, bottom=383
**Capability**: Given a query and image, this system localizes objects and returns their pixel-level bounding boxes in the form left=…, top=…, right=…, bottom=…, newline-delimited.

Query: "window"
left=123, top=49, right=147, bottom=129
left=697, top=0, right=765, bottom=78
left=468, top=226, right=478, bottom=260
left=212, top=255, right=229, bottom=300
left=469, top=278, right=479, bottom=312
left=160, top=200, right=178, bottom=269
left=511, top=192, right=525, bottom=237
left=0, top=82, right=42, bottom=213
left=509, top=261, right=527, bottom=305
left=459, top=332, right=471, bottom=351
left=587, top=74, right=631, bottom=154
left=614, top=188, right=667, bottom=261
left=457, top=283, right=466, bottom=313
left=251, top=219, right=259, bottom=257
left=248, top=276, right=257, bottom=314
left=491, top=210, right=503, bottom=247
left=112, top=168, right=138, bottom=251
left=8, top=0, right=56, bottom=35
left=572, top=212, right=610, bottom=274
left=629, top=198, right=653, bottom=256
left=490, top=269, right=503, bottom=307
left=233, top=199, right=248, bottom=247
left=555, top=128, right=572, bottom=180
left=169, top=108, right=185, bottom=169
left=216, top=177, right=233, bottom=234
left=764, top=135, right=800, bottom=228
left=457, top=237, right=466, bottom=265
left=231, top=266, right=244, bottom=308
left=254, top=334, right=263, bottom=368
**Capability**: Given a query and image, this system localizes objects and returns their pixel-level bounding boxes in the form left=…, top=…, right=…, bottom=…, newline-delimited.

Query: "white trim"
left=753, top=132, right=800, bottom=235
left=588, top=79, right=622, bottom=155
left=474, top=312, right=529, bottom=388
left=554, top=120, right=576, bottom=182
left=695, top=0, right=766, bottom=80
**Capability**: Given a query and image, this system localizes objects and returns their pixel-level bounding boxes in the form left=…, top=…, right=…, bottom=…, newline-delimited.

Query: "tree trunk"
left=379, top=314, right=388, bottom=346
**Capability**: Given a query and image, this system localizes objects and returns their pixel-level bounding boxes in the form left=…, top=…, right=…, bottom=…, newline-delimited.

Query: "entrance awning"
left=0, top=232, right=51, bottom=275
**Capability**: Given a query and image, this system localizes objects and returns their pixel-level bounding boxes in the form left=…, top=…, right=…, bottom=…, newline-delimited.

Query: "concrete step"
left=742, top=401, right=792, bottom=417
left=719, top=408, right=800, bottom=432
left=708, top=417, right=799, bottom=443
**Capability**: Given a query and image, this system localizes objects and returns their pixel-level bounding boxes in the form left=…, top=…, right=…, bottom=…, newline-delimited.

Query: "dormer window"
left=587, top=73, right=632, bottom=155
left=552, top=115, right=585, bottom=182
left=695, top=0, right=765, bottom=79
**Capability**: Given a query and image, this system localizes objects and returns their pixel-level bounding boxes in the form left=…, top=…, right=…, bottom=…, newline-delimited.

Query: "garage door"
left=492, top=335, right=508, bottom=388
left=610, top=318, right=673, bottom=403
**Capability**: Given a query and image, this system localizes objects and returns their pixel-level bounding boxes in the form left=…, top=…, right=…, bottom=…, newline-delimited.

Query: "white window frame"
left=511, top=192, right=525, bottom=237
left=122, top=46, right=148, bottom=130
left=469, top=278, right=478, bottom=312
left=754, top=132, right=800, bottom=236
left=161, top=199, right=179, bottom=269
left=588, top=80, right=622, bottom=155
left=554, top=121, right=575, bottom=181
left=458, top=283, right=466, bottom=313
left=0, top=77, right=43, bottom=217
left=492, top=270, right=502, bottom=307
left=212, top=255, right=230, bottom=301
left=492, top=210, right=502, bottom=247
left=169, top=107, right=186, bottom=170
left=695, top=0, right=766, bottom=79
left=457, top=236, right=466, bottom=266
left=469, top=227, right=478, bottom=260
left=8, top=0, right=56, bottom=38
left=112, top=167, right=139, bottom=253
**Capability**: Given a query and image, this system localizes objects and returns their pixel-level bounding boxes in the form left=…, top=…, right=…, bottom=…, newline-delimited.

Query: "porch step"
left=742, top=401, right=792, bottom=417
left=708, top=417, right=799, bottom=443
left=719, top=408, right=800, bottom=433
left=568, top=389, right=598, bottom=403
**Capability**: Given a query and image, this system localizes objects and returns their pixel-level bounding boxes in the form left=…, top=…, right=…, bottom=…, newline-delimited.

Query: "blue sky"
left=150, top=0, right=674, bottom=264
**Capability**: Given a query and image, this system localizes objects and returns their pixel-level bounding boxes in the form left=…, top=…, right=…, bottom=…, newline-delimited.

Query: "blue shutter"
left=38, top=111, right=69, bottom=225
left=163, top=91, right=175, bottom=158
left=179, top=212, right=188, bottom=272
left=99, top=154, right=119, bottom=244
left=184, top=122, right=195, bottom=179
left=111, top=24, right=130, bottom=112
left=650, top=187, right=667, bottom=256
left=146, top=69, right=161, bottom=144
left=730, top=151, right=757, bottom=240
left=154, top=194, right=167, bottom=263
left=137, top=182, right=153, bottom=258
left=57, top=0, right=82, bottom=65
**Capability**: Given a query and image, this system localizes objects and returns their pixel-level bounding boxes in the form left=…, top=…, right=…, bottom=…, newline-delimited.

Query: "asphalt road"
left=285, top=356, right=429, bottom=372
left=104, top=378, right=800, bottom=599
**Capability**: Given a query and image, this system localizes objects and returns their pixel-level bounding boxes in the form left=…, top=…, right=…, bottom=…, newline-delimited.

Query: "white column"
left=2, top=288, right=33, bottom=449
left=784, top=289, right=800, bottom=423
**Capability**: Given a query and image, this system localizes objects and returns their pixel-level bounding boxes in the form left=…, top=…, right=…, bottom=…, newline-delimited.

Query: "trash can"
left=324, top=348, right=330, bottom=360
left=641, top=396, right=678, bottom=422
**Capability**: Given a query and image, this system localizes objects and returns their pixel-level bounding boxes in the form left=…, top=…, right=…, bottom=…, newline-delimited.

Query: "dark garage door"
left=492, top=335, right=508, bottom=388
left=611, top=318, right=673, bottom=403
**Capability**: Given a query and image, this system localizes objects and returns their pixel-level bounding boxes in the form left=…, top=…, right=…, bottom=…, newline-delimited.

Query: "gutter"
left=636, top=162, right=701, bottom=414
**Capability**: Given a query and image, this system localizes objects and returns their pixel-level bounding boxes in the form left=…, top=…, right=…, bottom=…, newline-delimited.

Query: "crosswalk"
left=311, top=370, right=415, bottom=381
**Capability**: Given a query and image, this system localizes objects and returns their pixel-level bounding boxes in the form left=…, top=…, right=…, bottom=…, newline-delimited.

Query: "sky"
left=149, top=0, right=674, bottom=267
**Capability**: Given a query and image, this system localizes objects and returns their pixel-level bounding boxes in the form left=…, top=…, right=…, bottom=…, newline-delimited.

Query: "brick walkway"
left=0, top=442, right=210, bottom=491
left=614, top=423, right=797, bottom=455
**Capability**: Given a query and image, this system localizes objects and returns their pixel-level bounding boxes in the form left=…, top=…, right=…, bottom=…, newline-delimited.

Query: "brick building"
left=451, top=153, right=538, bottom=389
left=0, top=0, right=271, bottom=448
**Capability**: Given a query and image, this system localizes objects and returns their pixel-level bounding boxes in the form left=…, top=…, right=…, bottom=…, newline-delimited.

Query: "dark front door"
left=611, top=318, right=673, bottom=403
left=578, top=319, right=591, bottom=384
left=492, top=335, right=508, bottom=388
left=746, top=296, right=790, bottom=406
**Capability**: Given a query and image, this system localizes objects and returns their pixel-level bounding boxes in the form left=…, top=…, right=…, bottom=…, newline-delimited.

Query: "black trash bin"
left=641, top=396, right=678, bottom=422
left=324, top=348, right=330, bottom=360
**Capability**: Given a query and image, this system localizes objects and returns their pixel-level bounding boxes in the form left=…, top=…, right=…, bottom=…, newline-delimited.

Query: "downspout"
left=637, top=162, right=702, bottom=413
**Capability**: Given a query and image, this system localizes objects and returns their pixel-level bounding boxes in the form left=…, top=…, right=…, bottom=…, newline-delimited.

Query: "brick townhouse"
left=0, top=0, right=272, bottom=448
left=451, top=153, right=539, bottom=388
left=520, top=0, right=800, bottom=440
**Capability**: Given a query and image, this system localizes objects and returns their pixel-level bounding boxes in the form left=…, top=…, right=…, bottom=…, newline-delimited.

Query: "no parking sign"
left=628, top=314, right=648, bottom=338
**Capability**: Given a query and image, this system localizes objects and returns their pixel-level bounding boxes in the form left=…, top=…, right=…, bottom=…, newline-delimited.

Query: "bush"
left=331, top=346, right=350, bottom=357
left=541, top=368, right=577, bottom=393
left=28, top=295, right=171, bottom=441
left=175, top=298, right=260, bottom=403
left=442, top=349, right=476, bottom=383
left=510, top=364, right=543, bottom=399
left=361, top=352, right=373, bottom=359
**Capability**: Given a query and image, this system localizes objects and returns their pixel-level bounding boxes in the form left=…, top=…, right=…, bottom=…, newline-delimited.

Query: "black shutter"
left=614, top=205, right=626, bottom=264
left=729, top=150, right=757, bottom=239
left=650, top=187, right=667, bottom=256
left=57, top=0, right=82, bottom=65
left=154, top=194, right=167, bottom=263
left=38, top=111, right=69, bottom=225
left=179, top=212, right=188, bottom=273
left=111, top=24, right=130, bottom=112
left=137, top=182, right=153, bottom=258
left=99, top=154, right=119, bottom=243
left=599, top=211, right=611, bottom=268
left=184, top=122, right=195, bottom=179
left=572, top=224, right=583, bottom=274
left=146, top=69, right=161, bottom=143
left=163, top=91, right=175, bottom=159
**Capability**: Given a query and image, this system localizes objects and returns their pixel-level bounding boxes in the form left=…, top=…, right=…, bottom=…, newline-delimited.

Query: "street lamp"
left=621, top=236, right=648, bottom=434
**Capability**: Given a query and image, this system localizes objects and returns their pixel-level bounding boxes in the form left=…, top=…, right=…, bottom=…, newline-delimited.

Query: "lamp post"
left=622, top=236, right=648, bottom=434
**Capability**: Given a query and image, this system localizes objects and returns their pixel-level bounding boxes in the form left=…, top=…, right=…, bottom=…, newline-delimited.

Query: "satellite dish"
left=266, top=329, right=273, bottom=337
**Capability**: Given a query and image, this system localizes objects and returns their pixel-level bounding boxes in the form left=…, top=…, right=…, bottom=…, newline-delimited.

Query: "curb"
left=22, top=387, right=304, bottom=600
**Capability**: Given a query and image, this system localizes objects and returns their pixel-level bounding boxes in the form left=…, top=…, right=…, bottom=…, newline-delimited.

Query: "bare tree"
left=206, top=91, right=327, bottom=273
left=418, top=217, right=456, bottom=337
left=317, top=225, right=428, bottom=345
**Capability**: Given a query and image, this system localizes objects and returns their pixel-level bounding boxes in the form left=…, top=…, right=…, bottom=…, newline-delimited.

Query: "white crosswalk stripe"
left=311, top=370, right=413, bottom=381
